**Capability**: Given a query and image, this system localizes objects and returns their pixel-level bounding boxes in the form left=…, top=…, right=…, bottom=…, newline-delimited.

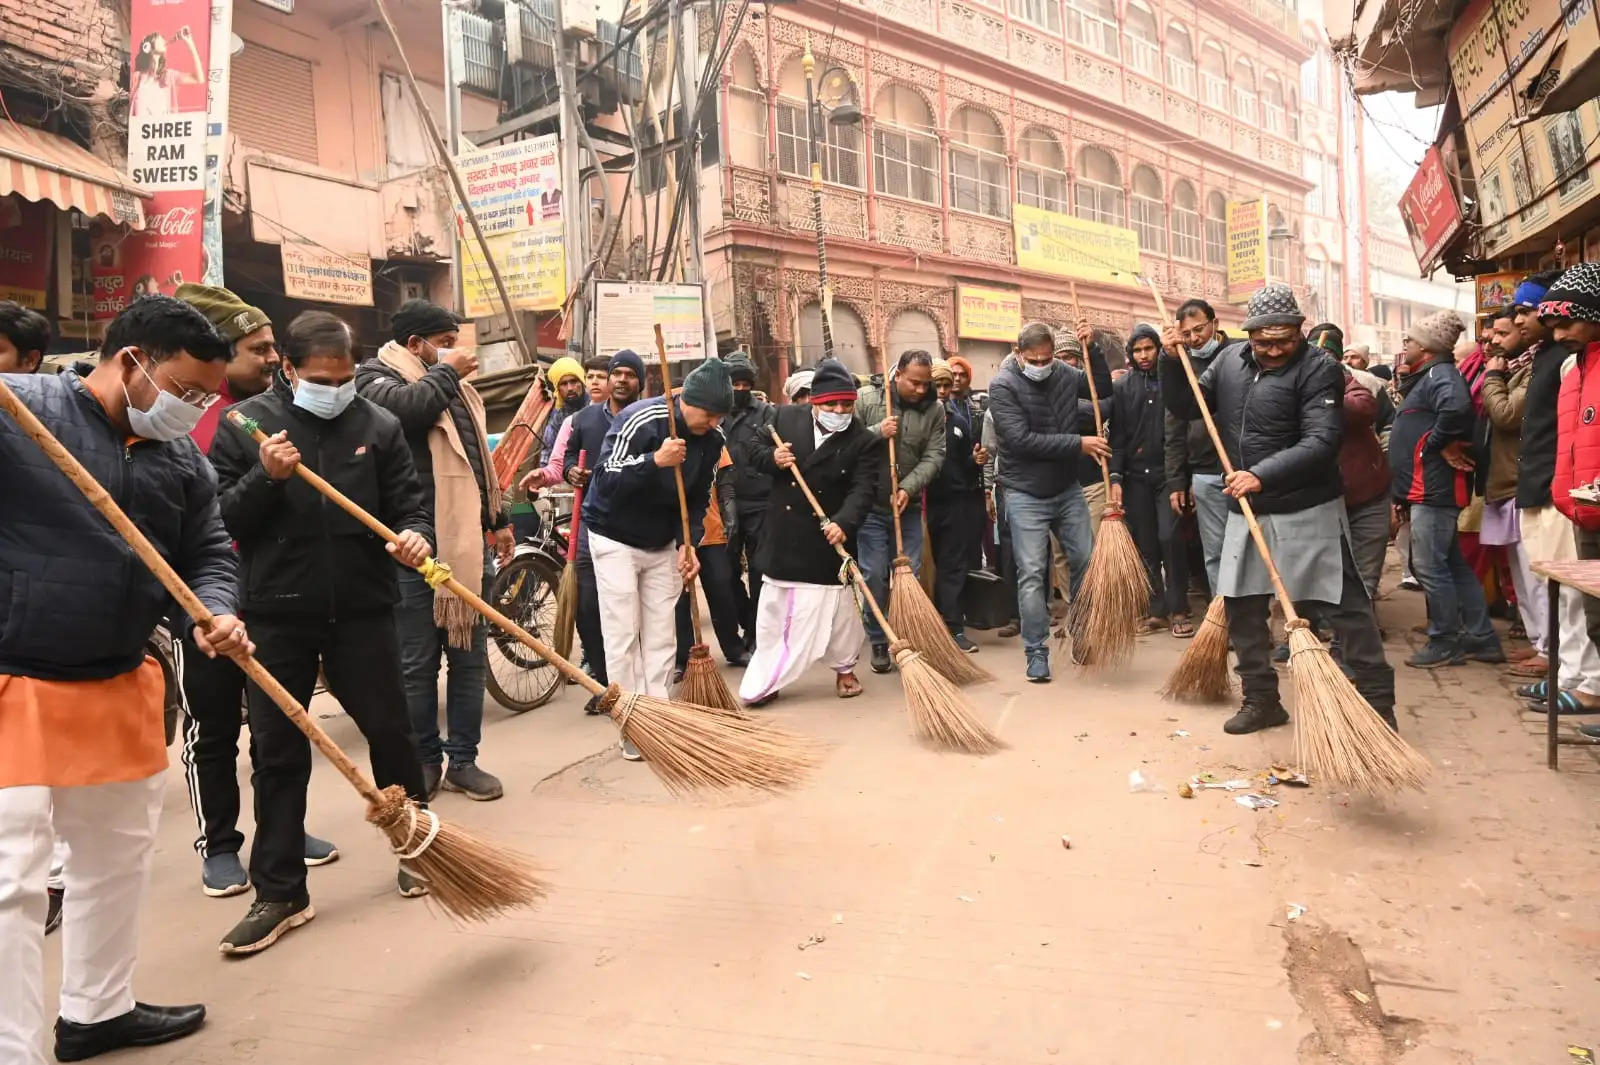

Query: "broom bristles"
left=601, top=686, right=823, bottom=793
left=1286, top=625, right=1431, bottom=793
left=1161, top=595, right=1232, bottom=702
left=893, top=645, right=1003, bottom=754
left=551, top=562, right=578, bottom=661
left=1067, top=510, right=1148, bottom=670
left=368, top=785, right=549, bottom=923
left=676, top=644, right=745, bottom=715
left=888, top=556, right=994, bottom=685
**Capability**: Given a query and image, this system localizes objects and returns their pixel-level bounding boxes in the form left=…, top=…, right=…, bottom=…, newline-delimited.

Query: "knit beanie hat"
left=1406, top=310, right=1466, bottom=355
left=681, top=356, right=733, bottom=414
left=1512, top=275, right=1552, bottom=310
left=807, top=359, right=857, bottom=404
left=783, top=368, right=816, bottom=400
left=1307, top=322, right=1344, bottom=356
left=723, top=349, right=757, bottom=383
left=391, top=298, right=462, bottom=344
left=1053, top=327, right=1082, bottom=356
left=1241, top=283, right=1305, bottom=331
left=608, top=348, right=645, bottom=380
left=1538, top=263, right=1600, bottom=324
left=174, top=282, right=270, bottom=343
left=930, top=358, right=954, bottom=385
left=546, top=355, right=584, bottom=387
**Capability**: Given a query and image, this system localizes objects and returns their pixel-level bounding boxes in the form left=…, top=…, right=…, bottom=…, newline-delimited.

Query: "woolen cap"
left=1307, top=322, right=1344, bottom=356
left=174, top=283, right=269, bottom=343
left=1538, top=263, right=1600, bottom=324
left=1406, top=310, right=1466, bottom=355
left=391, top=298, right=463, bottom=344
left=608, top=348, right=645, bottom=379
left=807, top=359, right=857, bottom=404
left=681, top=356, right=733, bottom=414
left=930, top=358, right=954, bottom=385
left=723, top=349, right=757, bottom=383
left=1053, top=328, right=1082, bottom=356
left=1241, top=284, right=1305, bottom=332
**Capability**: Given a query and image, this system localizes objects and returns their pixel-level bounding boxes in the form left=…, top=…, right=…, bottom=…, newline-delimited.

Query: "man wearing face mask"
left=739, top=359, right=878, bottom=705
left=720, top=350, right=775, bottom=659
left=210, top=311, right=433, bottom=955
left=1, top=295, right=246, bottom=1064
left=1160, top=298, right=1233, bottom=594
left=357, top=299, right=509, bottom=802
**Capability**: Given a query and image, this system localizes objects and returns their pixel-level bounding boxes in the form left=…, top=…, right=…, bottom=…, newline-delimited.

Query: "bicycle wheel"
left=484, top=552, right=565, bottom=713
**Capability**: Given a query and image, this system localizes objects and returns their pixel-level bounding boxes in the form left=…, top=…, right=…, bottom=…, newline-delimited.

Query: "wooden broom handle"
left=225, top=412, right=607, bottom=697
left=653, top=325, right=705, bottom=645
left=879, top=352, right=906, bottom=557
left=767, top=427, right=900, bottom=641
left=0, top=381, right=386, bottom=803
left=1145, top=281, right=1299, bottom=619
left=1067, top=281, right=1114, bottom=496
left=564, top=450, right=588, bottom=564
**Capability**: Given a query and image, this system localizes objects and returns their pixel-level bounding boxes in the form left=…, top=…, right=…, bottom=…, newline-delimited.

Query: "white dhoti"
left=738, top=579, right=865, bottom=702
left=590, top=531, right=681, bottom=698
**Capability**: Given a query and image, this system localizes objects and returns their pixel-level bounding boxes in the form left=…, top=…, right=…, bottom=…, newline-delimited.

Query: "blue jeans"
left=1409, top=504, right=1497, bottom=648
left=1006, top=485, right=1093, bottom=655
left=858, top=508, right=923, bottom=645
left=1190, top=473, right=1227, bottom=594
left=397, top=552, right=493, bottom=766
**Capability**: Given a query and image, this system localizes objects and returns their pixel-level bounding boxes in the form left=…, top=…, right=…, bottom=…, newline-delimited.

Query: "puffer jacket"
left=1108, top=326, right=1164, bottom=486
left=1480, top=362, right=1532, bottom=503
left=1389, top=356, right=1474, bottom=509
left=1553, top=341, right=1600, bottom=530
left=1160, top=338, right=1344, bottom=516
left=855, top=380, right=944, bottom=511
left=0, top=371, right=238, bottom=680
left=1162, top=332, right=1232, bottom=494
left=988, top=353, right=1109, bottom=499
left=722, top=396, right=778, bottom=510
left=1339, top=365, right=1390, bottom=507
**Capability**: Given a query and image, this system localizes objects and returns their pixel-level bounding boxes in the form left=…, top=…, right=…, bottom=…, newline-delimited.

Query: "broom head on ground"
left=890, top=641, right=1003, bottom=754
left=677, top=641, right=745, bottom=716
left=1161, top=594, right=1232, bottom=702
left=888, top=555, right=993, bottom=685
left=1066, top=503, right=1148, bottom=670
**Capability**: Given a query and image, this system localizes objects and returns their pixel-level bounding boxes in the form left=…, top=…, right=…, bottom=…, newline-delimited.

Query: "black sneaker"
left=45, top=886, right=63, bottom=935
left=219, top=897, right=314, bottom=956
left=870, top=644, right=893, bottom=674
left=1272, top=642, right=1290, bottom=664
left=1462, top=641, right=1506, bottom=664
left=951, top=632, right=978, bottom=653
left=398, top=866, right=429, bottom=898
left=1406, top=641, right=1464, bottom=669
left=55, top=1003, right=206, bottom=1062
left=1223, top=700, right=1290, bottom=735
left=421, top=763, right=443, bottom=801
left=443, top=762, right=504, bottom=801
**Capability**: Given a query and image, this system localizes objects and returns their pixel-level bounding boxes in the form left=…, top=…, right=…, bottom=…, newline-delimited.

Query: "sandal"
left=1136, top=616, right=1169, bottom=635
left=1516, top=680, right=1549, bottom=701
left=835, top=672, right=863, bottom=699
left=1529, top=689, right=1600, bottom=715
left=1504, top=656, right=1549, bottom=677
left=1170, top=616, right=1195, bottom=639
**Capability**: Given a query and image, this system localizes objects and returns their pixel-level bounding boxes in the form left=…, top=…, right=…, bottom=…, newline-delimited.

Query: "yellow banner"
left=459, top=227, right=566, bottom=318
left=956, top=283, right=1022, bottom=342
left=1226, top=198, right=1267, bottom=304
left=1013, top=203, right=1141, bottom=285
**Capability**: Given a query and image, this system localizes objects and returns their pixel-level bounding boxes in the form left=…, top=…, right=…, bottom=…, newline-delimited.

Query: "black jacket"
left=354, top=355, right=505, bottom=532
left=723, top=397, right=778, bottom=510
left=1075, top=338, right=1116, bottom=489
left=1162, top=335, right=1232, bottom=493
left=582, top=395, right=721, bottom=551
left=1517, top=340, right=1566, bottom=508
left=1109, top=332, right=1165, bottom=486
left=1389, top=356, right=1474, bottom=508
left=210, top=374, right=434, bottom=621
left=928, top=398, right=981, bottom=503
left=988, top=353, right=1111, bottom=499
left=748, top=404, right=880, bottom=585
left=0, top=372, right=237, bottom=680
left=1161, top=339, right=1345, bottom=516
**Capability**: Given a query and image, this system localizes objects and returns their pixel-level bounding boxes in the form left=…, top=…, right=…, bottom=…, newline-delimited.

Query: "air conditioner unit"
left=564, top=0, right=598, bottom=38
left=505, top=0, right=557, bottom=69
left=455, top=9, right=504, bottom=95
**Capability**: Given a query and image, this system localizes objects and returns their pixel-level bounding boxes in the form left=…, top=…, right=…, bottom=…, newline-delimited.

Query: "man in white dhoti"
left=1161, top=285, right=1397, bottom=735
left=737, top=360, right=881, bottom=706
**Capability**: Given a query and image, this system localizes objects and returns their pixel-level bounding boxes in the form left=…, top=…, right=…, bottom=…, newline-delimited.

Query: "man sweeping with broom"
left=1160, top=284, right=1397, bottom=736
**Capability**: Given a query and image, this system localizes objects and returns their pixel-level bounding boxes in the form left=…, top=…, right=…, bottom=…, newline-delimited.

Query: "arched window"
left=775, top=57, right=862, bottom=187
left=1172, top=180, right=1200, bottom=260
left=1066, top=0, right=1120, bottom=60
left=1010, top=0, right=1062, bottom=33
left=1204, top=190, right=1227, bottom=264
left=727, top=50, right=766, bottom=169
left=1124, top=2, right=1159, bottom=76
left=1268, top=206, right=1288, bottom=280
left=1260, top=73, right=1286, bottom=135
left=1130, top=165, right=1165, bottom=253
left=1232, top=58, right=1257, bottom=122
left=1199, top=42, right=1227, bottom=109
left=1287, top=87, right=1300, bottom=139
left=1074, top=146, right=1122, bottom=226
left=1166, top=26, right=1195, bottom=94
left=1302, top=149, right=1324, bottom=214
left=1017, top=127, right=1068, bottom=214
left=887, top=308, right=942, bottom=355
left=872, top=84, right=939, bottom=204
left=948, top=106, right=1009, bottom=219
left=799, top=301, right=870, bottom=373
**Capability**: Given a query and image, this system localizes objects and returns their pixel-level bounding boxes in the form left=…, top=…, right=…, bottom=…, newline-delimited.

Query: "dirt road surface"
left=39, top=587, right=1598, bottom=1064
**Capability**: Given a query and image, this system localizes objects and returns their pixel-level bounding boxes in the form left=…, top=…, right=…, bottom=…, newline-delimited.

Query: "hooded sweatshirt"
left=1108, top=325, right=1165, bottom=486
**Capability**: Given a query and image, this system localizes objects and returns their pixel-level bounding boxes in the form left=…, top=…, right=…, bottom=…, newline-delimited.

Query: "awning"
left=0, top=122, right=148, bottom=229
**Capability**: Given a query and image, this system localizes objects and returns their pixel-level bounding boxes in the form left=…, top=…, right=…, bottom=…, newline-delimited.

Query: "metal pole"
left=802, top=35, right=833, bottom=364
left=675, top=1, right=716, bottom=359
left=442, top=1, right=464, bottom=313
left=554, top=0, right=587, bottom=351
left=372, top=0, right=535, bottom=365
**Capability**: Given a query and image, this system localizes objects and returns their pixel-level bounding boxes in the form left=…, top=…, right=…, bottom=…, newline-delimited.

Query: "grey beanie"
left=723, top=349, right=757, bottom=383
left=1241, top=283, right=1305, bottom=331
left=681, top=356, right=733, bottom=414
left=1406, top=310, right=1466, bottom=356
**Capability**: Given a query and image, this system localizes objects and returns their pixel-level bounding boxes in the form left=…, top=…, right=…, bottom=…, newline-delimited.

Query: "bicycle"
left=483, top=492, right=572, bottom=713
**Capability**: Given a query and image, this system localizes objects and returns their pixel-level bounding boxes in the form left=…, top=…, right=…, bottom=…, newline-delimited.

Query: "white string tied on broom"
left=391, top=804, right=442, bottom=860
left=613, top=691, right=640, bottom=734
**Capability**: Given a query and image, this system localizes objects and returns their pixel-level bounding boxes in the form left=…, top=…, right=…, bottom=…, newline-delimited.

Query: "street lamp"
left=801, top=36, right=861, bottom=363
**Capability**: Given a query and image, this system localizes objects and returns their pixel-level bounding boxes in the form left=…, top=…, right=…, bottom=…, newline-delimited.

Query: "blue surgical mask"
left=1022, top=361, right=1055, bottom=382
left=292, top=378, right=357, bottom=419
left=816, top=409, right=852, bottom=433
left=120, top=348, right=209, bottom=442
left=1190, top=336, right=1221, bottom=357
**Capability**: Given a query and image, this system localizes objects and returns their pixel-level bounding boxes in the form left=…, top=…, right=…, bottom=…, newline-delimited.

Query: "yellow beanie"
left=546, top=356, right=584, bottom=387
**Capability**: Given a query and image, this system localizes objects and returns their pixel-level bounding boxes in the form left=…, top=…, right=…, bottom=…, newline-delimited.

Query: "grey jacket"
left=856, top=381, right=945, bottom=510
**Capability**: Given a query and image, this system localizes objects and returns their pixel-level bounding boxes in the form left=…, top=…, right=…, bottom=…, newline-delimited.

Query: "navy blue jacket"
left=987, top=354, right=1110, bottom=499
left=0, top=371, right=238, bottom=680
left=562, top=399, right=620, bottom=477
left=1390, top=356, right=1474, bottom=508
left=583, top=396, right=721, bottom=550
left=1109, top=348, right=1164, bottom=486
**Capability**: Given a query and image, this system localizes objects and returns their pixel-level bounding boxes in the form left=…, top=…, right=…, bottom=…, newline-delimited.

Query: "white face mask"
left=1022, top=361, right=1055, bottom=382
left=120, top=349, right=207, bottom=442
left=816, top=409, right=852, bottom=433
left=1190, top=336, right=1221, bottom=357
left=291, top=377, right=357, bottom=420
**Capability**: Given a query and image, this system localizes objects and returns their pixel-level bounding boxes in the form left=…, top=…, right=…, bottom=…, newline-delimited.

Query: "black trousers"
left=727, top=505, right=766, bottom=649
left=928, top=492, right=983, bottom=631
left=246, top=613, right=425, bottom=903
left=575, top=527, right=608, bottom=685
left=1223, top=542, right=1394, bottom=714
left=175, top=630, right=247, bottom=858
left=676, top=543, right=746, bottom=666
left=1123, top=479, right=1189, bottom=619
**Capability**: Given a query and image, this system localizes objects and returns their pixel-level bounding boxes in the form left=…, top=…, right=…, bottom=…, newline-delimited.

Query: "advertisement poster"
left=593, top=281, right=705, bottom=363
left=1226, top=198, right=1267, bottom=304
left=1012, top=203, right=1141, bottom=285
left=1399, top=146, right=1464, bottom=274
left=1475, top=271, right=1521, bottom=316
left=956, top=282, right=1022, bottom=341
left=453, top=133, right=566, bottom=316
left=281, top=241, right=374, bottom=306
left=0, top=197, right=53, bottom=309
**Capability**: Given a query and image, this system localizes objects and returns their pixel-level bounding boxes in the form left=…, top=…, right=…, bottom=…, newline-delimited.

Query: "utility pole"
left=802, top=35, right=835, bottom=363
left=672, top=0, right=717, bottom=360
left=442, top=1, right=464, bottom=313
left=554, top=0, right=588, bottom=353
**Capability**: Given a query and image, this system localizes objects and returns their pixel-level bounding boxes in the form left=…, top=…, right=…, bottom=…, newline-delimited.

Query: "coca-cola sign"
left=1399, top=146, right=1464, bottom=275
left=147, top=206, right=199, bottom=237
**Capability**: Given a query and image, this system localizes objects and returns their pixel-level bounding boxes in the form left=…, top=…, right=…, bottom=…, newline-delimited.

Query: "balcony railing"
left=1066, top=7, right=1121, bottom=60
left=1125, top=35, right=1160, bottom=77
left=1166, top=57, right=1196, bottom=94
left=1200, top=73, right=1227, bottom=109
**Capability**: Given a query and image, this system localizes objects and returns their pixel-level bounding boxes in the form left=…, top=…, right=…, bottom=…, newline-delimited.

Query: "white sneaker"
left=620, top=738, right=643, bottom=761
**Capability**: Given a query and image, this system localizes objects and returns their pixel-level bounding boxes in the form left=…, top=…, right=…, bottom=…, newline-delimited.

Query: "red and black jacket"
left=1388, top=356, right=1474, bottom=508
left=1552, top=341, right=1600, bottom=531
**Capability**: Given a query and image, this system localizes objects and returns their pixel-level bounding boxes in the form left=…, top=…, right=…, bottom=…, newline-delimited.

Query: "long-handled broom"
left=224, top=412, right=815, bottom=793
left=0, top=381, right=546, bottom=922
left=1063, top=280, right=1149, bottom=670
left=1143, top=282, right=1429, bottom=792
left=655, top=327, right=742, bottom=714
left=551, top=449, right=588, bottom=662
left=770, top=428, right=1001, bottom=754
left=878, top=357, right=992, bottom=685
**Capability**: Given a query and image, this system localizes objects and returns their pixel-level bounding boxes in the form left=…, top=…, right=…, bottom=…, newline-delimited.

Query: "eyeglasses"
left=1249, top=336, right=1300, bottom=355
left=123, top=348, right=223, bottom=409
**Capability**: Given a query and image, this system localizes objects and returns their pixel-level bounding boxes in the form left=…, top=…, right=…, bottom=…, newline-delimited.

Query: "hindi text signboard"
left=956, top=283, right=1022, bottom=342
left=1226, top=198, right=1267, bottom=304
left=1013, top=203, right=1141, bottom=285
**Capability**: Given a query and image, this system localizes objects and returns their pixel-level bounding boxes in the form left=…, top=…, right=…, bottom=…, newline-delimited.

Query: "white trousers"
left=590, top=531, right=681, bottom=698
left=738, top=579, right=864, bottom=701
left=1520, top=505, right=1600, bottom=695
left=0, top=773, right=165, bottom=1065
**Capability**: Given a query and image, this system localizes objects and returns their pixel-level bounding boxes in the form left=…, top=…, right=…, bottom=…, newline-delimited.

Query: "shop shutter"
left=231, top=43, right=319, bottom=165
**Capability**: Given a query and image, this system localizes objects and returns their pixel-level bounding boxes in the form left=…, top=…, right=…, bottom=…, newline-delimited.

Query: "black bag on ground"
left=960, top=569, right=1011, bottom=631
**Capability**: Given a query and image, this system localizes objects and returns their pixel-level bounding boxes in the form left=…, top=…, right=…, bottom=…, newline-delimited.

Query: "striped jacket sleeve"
left=593, top=402, right=672, bottom=502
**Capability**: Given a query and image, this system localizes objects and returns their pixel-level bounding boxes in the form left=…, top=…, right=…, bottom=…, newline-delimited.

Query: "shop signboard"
left=281, top=241, right=374, bottom=306
left=1012, top=203, right=1141, bottom=285
left=1226, top=198, right=1267, bottom=304
left=453, top=133, right=566, bottom=317
left=593, top=281, right=705, bottom=363
left=1399, top=146, right=1464, bottom=274
left=0, top=197, right=52, bottom=309
left=956, top=283, right=1022, bottom=342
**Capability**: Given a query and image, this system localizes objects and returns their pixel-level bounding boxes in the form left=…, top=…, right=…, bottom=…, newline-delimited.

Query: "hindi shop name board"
left=453, top=134, right=563, bottom=237
left=1012, top=203, right=1142, bottom=286
left=280, top=242, right=373, bottom=307
left=1226, top=198, right=1268, bottom=304
left=956, top=283, right=1022, bottom=342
